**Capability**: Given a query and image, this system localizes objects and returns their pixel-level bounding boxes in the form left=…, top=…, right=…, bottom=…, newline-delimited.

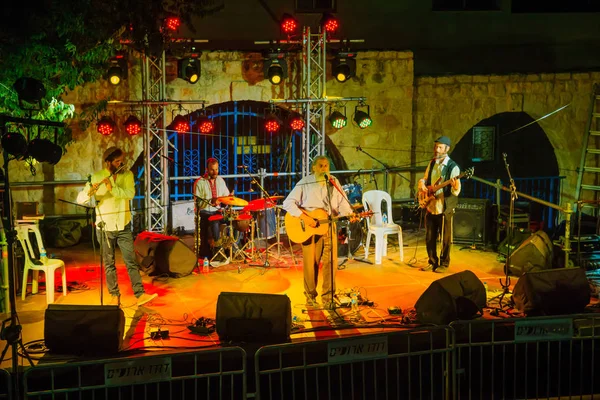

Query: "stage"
left=0, top=227, right=527, bottom=370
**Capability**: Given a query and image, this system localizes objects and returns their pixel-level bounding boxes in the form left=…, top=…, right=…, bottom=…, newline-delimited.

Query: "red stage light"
left=281, top=14, right=298, bottom=35
left=171, top=115, right=190, bottom=133
left=124, top=115, right=142, bottom=136
left=164, top=16, right=181, bottom=32
left=321, top=13, right=339, bottom=34
left=289, top=115, right=305, bottom=131
left=197, top=115, right=214, bottom=134
left=265, top=115, right=281, bottom=133
left=97, top=116, right=116, bottom=136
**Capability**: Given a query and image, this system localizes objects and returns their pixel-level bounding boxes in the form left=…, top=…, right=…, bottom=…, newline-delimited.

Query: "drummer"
left=194, top=157, right=230, bottom=258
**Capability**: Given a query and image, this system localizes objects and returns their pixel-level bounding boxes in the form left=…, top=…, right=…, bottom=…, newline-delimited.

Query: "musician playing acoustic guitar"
left=418, top=136, right=461, bottom=273
left=282, top=156, right=354, bottom=309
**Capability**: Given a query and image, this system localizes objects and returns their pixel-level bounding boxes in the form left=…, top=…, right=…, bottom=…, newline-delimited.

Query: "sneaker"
left=420, top=264, right=437, bottom=272
left=137, top=293, right=158, bottom=307
left=108, top=295, right=120, bottom=306
left=435, top=266, right=448, bottom=274
left=323, top=301, right=336, bottom=310
left=306, top=297, right=318, bottom=307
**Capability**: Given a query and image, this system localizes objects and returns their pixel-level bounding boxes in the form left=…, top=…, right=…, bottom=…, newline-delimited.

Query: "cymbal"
left=217, top=196, right=249, bottom=206
left=208, top=214, right=224, bottom=221
left=243, top=198, right=277, bottom=212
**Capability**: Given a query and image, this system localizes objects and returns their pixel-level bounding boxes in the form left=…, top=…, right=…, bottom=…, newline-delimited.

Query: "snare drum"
left=233, top=212, right=252, bottom=232
left=342, top=183, right=363, bottom=207
left=256, top=208, right=277, bottom=239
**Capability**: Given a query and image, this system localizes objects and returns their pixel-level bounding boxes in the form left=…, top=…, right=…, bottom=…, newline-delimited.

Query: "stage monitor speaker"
left=45, top=304, right=125, bottom=356
left=415, top=270, right=486, bottom=325
left=216, top=292, right=291, bottom=342
left=453, top=198, right=489, bottom=245
left=512, top=267, right=590, bottom=316
left=134, top=231, right=197, bottom=277
left=506, top=230, right=553, bottom=277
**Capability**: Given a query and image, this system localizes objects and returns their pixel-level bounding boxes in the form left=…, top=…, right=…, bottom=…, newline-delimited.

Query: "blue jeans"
left=98, top=223, right=145, bottom=297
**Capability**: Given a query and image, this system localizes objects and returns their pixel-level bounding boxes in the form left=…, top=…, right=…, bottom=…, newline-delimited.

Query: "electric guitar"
left=285, top=208, right=374, bottom=244
left=417, top=167, right=474, bottom=209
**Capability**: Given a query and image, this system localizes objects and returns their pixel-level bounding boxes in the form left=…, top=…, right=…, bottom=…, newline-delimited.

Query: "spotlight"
left=1, top=131, right=28, bottom=159
left=197, top=115, right=214, bottom=134
left=332, top=52, right=356, bottom=83
left=328, top=111, right=347, bottom=129
left=105, top=54, right=128, bottom=86
left=281, top=13, right=299, bottom=35
left=13, top=77, right=46, bottom=104
left=288, top=113, right=305, bottom=131
left=265, top=113, right=282, bottom=133
left=28, top=139, right=63, bottom=165
left=124, top=115, right=142, bottom=136
left=178, top=58, right=201, bottom=84
left=171, top=115, right=190, bottom=133
left=97, top=116, right=116, bottom=136
left=164, top=15, right=181, bottom=32
left=321, top=13, right=340, bottom=34
left=263, top=52, right=288, bottom=85
left=354, top=105, right=372, bottom=129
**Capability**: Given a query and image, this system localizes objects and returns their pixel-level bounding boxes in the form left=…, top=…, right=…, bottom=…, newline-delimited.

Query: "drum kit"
left=204, top=194, right=292, bottom=267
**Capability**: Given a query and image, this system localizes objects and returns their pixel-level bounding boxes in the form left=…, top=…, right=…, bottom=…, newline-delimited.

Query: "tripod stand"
left=338, top=217, right=373, bottom=269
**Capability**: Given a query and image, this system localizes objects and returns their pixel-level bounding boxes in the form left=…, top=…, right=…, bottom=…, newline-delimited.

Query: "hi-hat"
left=217, top=196, right=249, bottom=206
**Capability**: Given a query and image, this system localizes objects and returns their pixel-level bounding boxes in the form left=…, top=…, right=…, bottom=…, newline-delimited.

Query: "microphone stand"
left=240, top=166, right=284, bottom=270
left=356, top=146, right=412, bottom=193
left=497, top=153, right=518, bottom=309
left=324, top=175, right=338, bottom=312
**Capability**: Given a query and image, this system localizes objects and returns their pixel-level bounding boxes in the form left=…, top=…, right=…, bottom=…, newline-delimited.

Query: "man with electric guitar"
left=283, top=156, right=362, bottom=309
left=418, top=136, right=463, bottom=274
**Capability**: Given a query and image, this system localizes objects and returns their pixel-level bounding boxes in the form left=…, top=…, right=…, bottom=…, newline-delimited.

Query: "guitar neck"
left=430, top=172, right=466, bottom=193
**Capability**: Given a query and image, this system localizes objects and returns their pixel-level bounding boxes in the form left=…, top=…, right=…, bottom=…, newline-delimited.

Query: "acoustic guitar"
left=417, top=166, right=474, bottom=209
left=284, top=208, right=374, bottom=244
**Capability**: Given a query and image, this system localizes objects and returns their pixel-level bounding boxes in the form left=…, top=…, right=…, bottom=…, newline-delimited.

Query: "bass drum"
left=256, top=208, right=277, bottom=239
left=337, top=220, right=364, bottom=257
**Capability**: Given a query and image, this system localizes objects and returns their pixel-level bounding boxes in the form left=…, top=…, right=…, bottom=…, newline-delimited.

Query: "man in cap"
left=417, top=136, right=461, bottom=273
left=77, top=146, right=158, bottom=307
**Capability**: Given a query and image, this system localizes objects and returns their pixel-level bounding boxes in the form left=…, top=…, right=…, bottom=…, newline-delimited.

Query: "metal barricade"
left=23, top=347, right=246, bottom=400
left=0, top=369, right=12, bottom=400
left=450, top=314, right=600, bottom=400
left=254, top=327, right=453, bottom=400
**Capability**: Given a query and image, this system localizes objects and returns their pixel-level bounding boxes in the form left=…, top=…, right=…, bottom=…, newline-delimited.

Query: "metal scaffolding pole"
left=142, top=51, right=169, bottom=232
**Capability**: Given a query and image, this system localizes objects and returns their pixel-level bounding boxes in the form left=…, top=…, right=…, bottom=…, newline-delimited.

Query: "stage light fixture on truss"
left=332, top=51, right=357, bottom=83
left=178, top=57, right=201, bottom=84
left=13, top=77, right=46, bottom=107
left=105, top=53, right=128, bottom=86
left=170, top=114, right=190, bottom=134
left=321, top=13, right=340, bottom=34
left=123, top=115, right=142, bottom=136
left=1, top=129, right=28, bottom=160
left=353, top=104, right=372, bottom=129
left=263, top=52, right=288, bottom=85
left=280, top=13, right=299, bottom=35
left=328, top=105, right=348, bottom=129
left=28, top=138, right=63, bottom=165
left=264, top=106, right=283, bottom=133
left=163, top=15, right=181, bottom=32
left=288, top=111, right=305, bottom=131
left=97, top=116, right=117, bottom=136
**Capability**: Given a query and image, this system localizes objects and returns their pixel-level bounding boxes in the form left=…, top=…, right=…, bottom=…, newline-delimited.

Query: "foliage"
left=0, top=0, right=223, bottom=148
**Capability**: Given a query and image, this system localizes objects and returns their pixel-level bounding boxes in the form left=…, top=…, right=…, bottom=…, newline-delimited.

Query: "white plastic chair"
left=16, top=222, right=67, bottom=304
left=362, top=190, right=404, bottom=265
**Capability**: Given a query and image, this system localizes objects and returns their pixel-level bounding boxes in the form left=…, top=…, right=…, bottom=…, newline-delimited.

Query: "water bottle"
left=351, top=292, right=359, bottom=313
left=203, top=257, right=209, bottom=273
left=40, top=249, right=48, bottom=264
left=483, top=282, right=488, bottom=305
left=382, top=212, right=388, bottom=224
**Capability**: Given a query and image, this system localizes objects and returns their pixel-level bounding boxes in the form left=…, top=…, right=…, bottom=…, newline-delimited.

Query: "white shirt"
left=76, top=169, right=135, bottom=232
left=422, top=156, right=461, bottom=215
left=283, top=174, right=354, bottom=218
left=193, top=176, right=229, bottom=212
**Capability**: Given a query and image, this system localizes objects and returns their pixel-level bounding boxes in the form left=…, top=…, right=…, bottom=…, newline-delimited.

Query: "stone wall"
left=7, top=49, right=599, bottom=220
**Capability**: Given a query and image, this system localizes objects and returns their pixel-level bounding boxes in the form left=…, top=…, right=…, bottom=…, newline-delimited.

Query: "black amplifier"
left=554, top=235, right=600, bottom=270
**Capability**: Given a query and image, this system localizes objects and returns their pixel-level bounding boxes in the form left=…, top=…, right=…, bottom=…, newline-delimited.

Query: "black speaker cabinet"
left=506, top=230, right=553, bottom=277
left=513, top=267, right=590, bottom=316
left=453, top=198, right=489, bottom=245
left=216, top=292, right=292, bottom=342
left=134, top=231, right=197, bottom=277
left=45, top=304, right=125, bottom=356
left=415, top=270, right=486, bottom=325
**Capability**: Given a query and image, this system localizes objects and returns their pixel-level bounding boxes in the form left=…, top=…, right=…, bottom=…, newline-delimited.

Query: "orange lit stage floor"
left=2, top=229, right=522, bottom=368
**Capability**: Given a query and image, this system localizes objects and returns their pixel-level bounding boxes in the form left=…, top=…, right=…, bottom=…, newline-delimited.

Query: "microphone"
left=323, top=173, right=333, bottom=185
